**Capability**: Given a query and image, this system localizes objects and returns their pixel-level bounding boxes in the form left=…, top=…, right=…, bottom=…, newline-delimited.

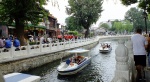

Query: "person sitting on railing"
left=4, top=38, right=12, bottom=52
left=0, top=37, right=4, bottom=48
left=13, top=37, right=20, bottom=51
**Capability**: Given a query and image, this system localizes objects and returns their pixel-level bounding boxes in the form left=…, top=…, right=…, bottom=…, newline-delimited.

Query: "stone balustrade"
left=111, top=38, right=136, bottom=82
left=0, top=37, right=99, bottom=63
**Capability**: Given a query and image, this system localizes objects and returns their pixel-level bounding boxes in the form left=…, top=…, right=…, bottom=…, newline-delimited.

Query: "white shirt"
left=131, top=34, right=148, bottom=55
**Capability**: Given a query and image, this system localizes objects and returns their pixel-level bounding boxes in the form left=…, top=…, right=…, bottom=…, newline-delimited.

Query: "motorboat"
left=57, top=48, right=91, bottom=75
left=99, top=42, right=112, bottom=53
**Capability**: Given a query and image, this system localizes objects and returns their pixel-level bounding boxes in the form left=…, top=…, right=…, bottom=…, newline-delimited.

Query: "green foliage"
left=66, top=0, right=103, bottom=37
left=120, top=0, right=150, bottom=13
left=120, top=0, right=137, bottom=5
left=125, top=7, right=145, bottom=30
left=0, top=0, right=49, bottom=45
left=99, top=23, right=110, bottom=29
left=65, top=16, right=83, bottom=31
left=0, top=0, right=48, bottom=25
left=111, top=20, right=133, bottom=33
left=68, top=31, right=78, bottom=36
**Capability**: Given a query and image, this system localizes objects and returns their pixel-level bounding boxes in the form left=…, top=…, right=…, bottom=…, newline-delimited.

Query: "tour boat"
left=99, top=42, right=112, bottom=53
left=57, top=48, right=91, bottom=75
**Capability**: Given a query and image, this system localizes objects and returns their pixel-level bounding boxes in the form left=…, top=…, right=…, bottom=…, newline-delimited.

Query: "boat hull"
left=57, top=57, right=91, bottom=75
left=99, top=47, right=112, bottom=53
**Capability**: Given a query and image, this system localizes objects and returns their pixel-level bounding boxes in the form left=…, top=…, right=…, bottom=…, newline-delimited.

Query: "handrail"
left=0, top=36, right=99, bottom=63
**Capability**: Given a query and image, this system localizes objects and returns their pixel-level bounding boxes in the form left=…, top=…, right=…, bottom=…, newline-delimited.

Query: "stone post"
left=0, top=70, right=4, bottom=82
left=125, top=38, right=136, bottom=81
left=10, top=42, right=14, bottom=58
left=27, top=41, right=30, bottom=55
left=39, top=40, right=42, bottom=52
left=112, top=40, right=130, bottom=82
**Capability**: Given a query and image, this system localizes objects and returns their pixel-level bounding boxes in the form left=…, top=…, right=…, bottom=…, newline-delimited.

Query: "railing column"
left=39, top=41, right=42, bottom=52
left=112, top=40, right=129, bottom=82
left=0, top=70, right=4, bottom=82
left=10, top=43, right=14, bottom=58
left=125, top=39, right=136, bottom=81
left=27, top=41, right=30, bottom=55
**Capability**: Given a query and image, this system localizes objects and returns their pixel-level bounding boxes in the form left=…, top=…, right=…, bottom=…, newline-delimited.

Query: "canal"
left=23, top=38, right=127, bottom=82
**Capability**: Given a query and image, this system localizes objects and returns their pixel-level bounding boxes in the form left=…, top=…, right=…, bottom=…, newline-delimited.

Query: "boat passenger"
left=66, top=59, right=71, bottom=65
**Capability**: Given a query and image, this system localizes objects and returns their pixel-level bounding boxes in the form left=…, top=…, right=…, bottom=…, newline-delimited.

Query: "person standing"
left=131, top=28, right=148, bottom=80
left=146, top=33, right=150, bottom=67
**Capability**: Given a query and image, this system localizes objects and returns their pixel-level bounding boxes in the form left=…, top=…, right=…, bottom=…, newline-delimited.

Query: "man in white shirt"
left=131, top=28, right=148, bottom=80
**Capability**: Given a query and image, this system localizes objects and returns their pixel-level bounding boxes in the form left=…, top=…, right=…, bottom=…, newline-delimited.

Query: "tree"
left=65, top=16, right=83, bottom=32
left=66, top=0, right=103, bottom=38
left=0, top=0, right=49, bottom=45
left=111, top=20, right=133, bottom=34
left=120, top=0, right=150, bottom=13
left=99, top=23, right=110, bottom=30
left=125, top=7, right=145, bottom=30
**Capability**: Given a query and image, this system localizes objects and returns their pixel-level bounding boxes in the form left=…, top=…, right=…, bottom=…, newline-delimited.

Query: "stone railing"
left=111, top=38, right=136, bottom=82
left=0, top=36, right=99, bottom=63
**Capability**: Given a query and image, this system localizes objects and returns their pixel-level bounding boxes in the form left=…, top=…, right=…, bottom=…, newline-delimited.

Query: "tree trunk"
left=85, top=28, right=89, bottom=38
left=15, top=18, right=25, bottom=46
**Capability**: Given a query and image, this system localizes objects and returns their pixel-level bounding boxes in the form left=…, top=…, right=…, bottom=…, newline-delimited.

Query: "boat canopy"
left=66, top=48, right=89, bottom=53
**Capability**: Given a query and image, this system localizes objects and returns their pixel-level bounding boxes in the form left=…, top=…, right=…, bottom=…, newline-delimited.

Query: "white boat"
left=99, top=42, right=112, bottom=53
left=57, top=48, right=91, bottom=75
left=4, top=72, right=41, bottom=82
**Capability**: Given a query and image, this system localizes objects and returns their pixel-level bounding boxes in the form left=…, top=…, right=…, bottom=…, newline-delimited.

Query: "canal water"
left=23, top=38, right=128, bottom=82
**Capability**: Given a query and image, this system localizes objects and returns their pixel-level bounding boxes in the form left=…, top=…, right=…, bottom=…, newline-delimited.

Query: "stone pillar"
left=0, top=70, right=4, bottom=82
left=39, top=41, right=42, bottom=52
left=10, top=43, right=14, bottom=58
left=112, top=40, right=130, bottom=82
left=125, top=39, right=136, bottom=81
left=27, top=41, right=30, bottom=54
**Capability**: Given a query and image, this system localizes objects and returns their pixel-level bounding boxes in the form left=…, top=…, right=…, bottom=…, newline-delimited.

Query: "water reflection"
left=23, top=38, right=127, bottom=82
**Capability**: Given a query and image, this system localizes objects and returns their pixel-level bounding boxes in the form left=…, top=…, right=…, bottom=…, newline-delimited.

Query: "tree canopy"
left=125, top=7, right=145, bottom=30
left=0, top=0, right=49, bottom=45
left=120, top=0, right=150, bottom=13
left=66, top=0, right=103, bottom=38
left=65, top=16, right=83, bottom=32
left=99, top=23, right=110, bottom=30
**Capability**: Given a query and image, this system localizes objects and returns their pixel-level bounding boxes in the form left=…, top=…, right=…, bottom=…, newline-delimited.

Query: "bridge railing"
left=0, top=36, right=99, bottom=63
left=111, top=39, right=136, bottom=82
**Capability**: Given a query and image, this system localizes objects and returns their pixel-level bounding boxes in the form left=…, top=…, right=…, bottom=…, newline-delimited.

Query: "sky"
left=44, top=0, right=138, bottom=27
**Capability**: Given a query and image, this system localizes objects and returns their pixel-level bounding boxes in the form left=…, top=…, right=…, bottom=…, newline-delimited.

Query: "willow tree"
left=0, top=0, right=49, bottom=45
left=66, top=0, right=103, bottom=38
